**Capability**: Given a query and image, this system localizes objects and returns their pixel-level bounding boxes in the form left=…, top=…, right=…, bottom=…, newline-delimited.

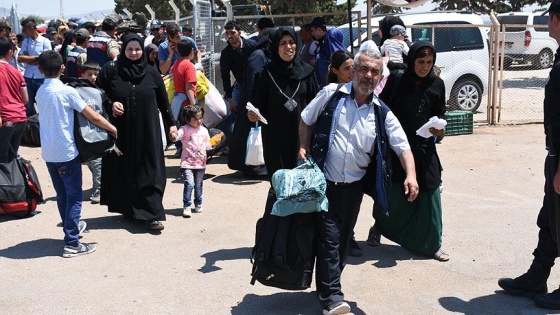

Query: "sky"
left=0, top=0, right=115, bottom=18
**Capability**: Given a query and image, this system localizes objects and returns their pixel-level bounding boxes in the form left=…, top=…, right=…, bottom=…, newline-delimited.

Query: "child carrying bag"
left=63, top=78, right=116, bottom=163
left=245, top=121, right=265, bottom=166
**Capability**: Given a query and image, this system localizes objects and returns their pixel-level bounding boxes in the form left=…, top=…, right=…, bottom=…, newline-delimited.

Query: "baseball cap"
left=310, top=17, right=326, bottom=29
left=47, top=26, right=57, bottom=35
left=75, top=28, right=91, bottom=39
left=390, top=25, right=406, bottom=37
left=150, top=19, right=162, bottom=29
left=550, top=0, right=560, bottom=15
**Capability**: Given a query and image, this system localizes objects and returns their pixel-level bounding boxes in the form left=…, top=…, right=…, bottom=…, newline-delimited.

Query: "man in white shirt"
left=298, top=48, right=418, bottom=315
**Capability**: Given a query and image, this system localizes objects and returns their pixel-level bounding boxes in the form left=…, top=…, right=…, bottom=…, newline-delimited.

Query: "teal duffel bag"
left=271, top=157, right=328, bottom=217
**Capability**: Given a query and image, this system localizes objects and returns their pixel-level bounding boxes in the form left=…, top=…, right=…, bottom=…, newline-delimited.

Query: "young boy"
left=36, top=50, right=117, bottom=258
left=80, top=61, right=102, bottom=204
left=170, top=39, right=197, bottom=157
left=380, top=24, right=409, bottom=64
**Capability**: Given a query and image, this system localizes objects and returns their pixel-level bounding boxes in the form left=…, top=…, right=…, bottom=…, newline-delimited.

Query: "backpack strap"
left=272, top=216, right=291, bottom=266
left=250, top=213, right=279, bottom=285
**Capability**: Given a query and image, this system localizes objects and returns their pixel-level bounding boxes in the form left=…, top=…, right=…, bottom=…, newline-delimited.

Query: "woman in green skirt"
left=370, top=41, right=449, bottom=261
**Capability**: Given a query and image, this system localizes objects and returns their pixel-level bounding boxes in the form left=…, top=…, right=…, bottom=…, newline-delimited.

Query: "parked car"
left=338, top=11, right=490, bottom=112
left=497, top=11, right=558, bottom=69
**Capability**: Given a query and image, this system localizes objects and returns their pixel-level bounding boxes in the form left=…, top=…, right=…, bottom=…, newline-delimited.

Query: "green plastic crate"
left=445, top=111, right=473, bottom=136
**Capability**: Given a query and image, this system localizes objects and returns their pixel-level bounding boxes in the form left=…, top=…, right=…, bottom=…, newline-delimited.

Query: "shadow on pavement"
left=199, top=246, right=252, bottom=273
left=211, top=171, right=266, bottom=186
left=346, top=242, right=430, bottom=268
left=439, top=293, right=560, bottom=315
left=0, top=238, right=62, bottom=259
left=232, top=292, right=366, bottom=315
left=83, top=214, right=159, bottom=235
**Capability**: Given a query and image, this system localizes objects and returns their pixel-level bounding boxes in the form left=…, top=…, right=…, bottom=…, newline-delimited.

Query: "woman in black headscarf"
left=144, top=43, right=160, bottom=72
left=371, top=41, right=448, bottom=261
left=248, top=26, right=318, bottom=176
left=97, top=34, right=177, bottom=231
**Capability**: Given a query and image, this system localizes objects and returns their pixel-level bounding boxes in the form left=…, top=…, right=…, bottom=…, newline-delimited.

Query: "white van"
left=497, top=12, right=558, bottom=69
left=338, top=11, right=490, bottom=112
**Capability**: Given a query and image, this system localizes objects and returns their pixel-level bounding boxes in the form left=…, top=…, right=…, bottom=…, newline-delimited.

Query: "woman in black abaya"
left=97, top=34, right=177, bottom=230
left=247, top=26, right=318, bottom=218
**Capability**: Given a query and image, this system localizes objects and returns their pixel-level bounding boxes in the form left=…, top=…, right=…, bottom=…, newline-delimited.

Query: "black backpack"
left=250, top=199, right=316, bottom=291
left=62, top=78, right=115, bottom=163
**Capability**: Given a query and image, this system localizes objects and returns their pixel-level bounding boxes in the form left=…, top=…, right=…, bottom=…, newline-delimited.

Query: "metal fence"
left=197, top=12, right=553, bottom=126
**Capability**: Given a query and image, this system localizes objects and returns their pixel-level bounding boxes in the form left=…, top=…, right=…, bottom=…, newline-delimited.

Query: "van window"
left=452, top=26, right=484, bottom=51
left=497, top=15, right=529, bottom=32
left=411, top=21, right=482, bottom=53
left=534, top=15, right=549, bottom=32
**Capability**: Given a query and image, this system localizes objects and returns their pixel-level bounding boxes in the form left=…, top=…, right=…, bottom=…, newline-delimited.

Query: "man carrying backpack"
left=298, top=49, right=418, bottom=315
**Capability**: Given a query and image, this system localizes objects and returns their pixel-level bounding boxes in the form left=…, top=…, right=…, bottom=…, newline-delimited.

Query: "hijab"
left=405, top=41, right=437, bottom=84
left=117, top=34, right=147, bottom=82
left=268, top=26, right=314, bottom=80
left=144, top=43, right=158, bottom=68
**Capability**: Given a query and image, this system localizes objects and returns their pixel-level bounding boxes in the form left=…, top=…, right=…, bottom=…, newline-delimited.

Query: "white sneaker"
left=78, top=220, right=87, bottom=235
left=193, top=205, right=203, bottom=213
left=323, top=301, right=351, bottom=315
left=182, top=208, right=191, bottom=218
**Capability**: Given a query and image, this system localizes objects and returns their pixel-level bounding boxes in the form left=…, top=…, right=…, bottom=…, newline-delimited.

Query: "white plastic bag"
left=245, top=122, right=265, bottom=166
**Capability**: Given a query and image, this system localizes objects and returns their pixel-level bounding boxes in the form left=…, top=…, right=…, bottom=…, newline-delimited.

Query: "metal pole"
left=347, top=0, right=353, bottom=53
left=168, top=0, right=181, bottom=23
left=145, top=4, right=156, bottom=20
left=367, top=0, right=372, bottom=40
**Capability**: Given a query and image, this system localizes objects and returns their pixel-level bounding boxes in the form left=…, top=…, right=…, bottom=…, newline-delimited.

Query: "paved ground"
left=1, top=123, right=558, bottom=314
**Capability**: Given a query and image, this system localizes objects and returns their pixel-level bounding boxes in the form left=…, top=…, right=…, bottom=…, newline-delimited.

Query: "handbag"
left=245, top=121, right=265, bottom=166
left=270, top=157, right=328, bottom=217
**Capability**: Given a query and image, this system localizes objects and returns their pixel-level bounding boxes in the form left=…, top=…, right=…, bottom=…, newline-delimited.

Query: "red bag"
left=0, top=157, right=44, bottom=217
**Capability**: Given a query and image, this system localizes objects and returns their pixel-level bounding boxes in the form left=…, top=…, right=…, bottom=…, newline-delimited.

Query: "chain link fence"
left=197, top=12, right=554, bottom=126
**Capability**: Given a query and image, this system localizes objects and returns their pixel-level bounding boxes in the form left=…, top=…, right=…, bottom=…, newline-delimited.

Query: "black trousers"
left=533, top=154, right=560, bottom=269
left=0, top=122, right=26, bottom=162
left=315, top=180, right=364, bottom=308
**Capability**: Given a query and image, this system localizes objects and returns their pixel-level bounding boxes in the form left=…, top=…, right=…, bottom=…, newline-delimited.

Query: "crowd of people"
left=2, top=2, right=560, bottom=312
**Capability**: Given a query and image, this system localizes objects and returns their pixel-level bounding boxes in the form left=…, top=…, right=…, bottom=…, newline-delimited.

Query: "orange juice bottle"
left=209, top=132, right=224, bottom=147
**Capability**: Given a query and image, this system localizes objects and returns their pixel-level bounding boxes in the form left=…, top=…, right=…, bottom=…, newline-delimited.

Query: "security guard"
left=65, top=28, right=90, bottom=78
left=86, top=17, right=119, bottom=67
left=498, top=0, right=560, bottom=310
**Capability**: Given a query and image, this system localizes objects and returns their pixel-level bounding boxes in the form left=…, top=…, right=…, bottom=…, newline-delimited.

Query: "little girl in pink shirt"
left=174, top=105, right=220, bottom=218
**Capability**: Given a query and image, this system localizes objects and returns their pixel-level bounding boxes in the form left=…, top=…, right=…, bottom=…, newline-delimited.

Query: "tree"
left=432, top=0, right=550, bottom=14
left=114, top=0, right=193, bottom=20
left=21, top=14, right=45, bottom=24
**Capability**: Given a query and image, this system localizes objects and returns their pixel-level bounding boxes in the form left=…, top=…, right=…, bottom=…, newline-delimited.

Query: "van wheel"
left=535, top=49, right=553, bottom=69
left=449, top=79, right=482, bottom=112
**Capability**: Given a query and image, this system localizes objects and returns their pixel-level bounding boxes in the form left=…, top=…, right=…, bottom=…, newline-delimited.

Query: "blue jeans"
left=46, top=157, right=83, bottom=247
left=24, top=77, right=44, bottom=117
left=232, top=82, right=241, bottom=110
left=183, top=168, right=204, bottom=208
left=87, top=157, right=102, bottom=190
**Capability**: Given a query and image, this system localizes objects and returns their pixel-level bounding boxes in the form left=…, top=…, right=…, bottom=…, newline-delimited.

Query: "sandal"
left=366, top=226, right=381, bottom=246
left=434, top=249, right=450, bottom=262
left=149, top=221, right=164, bottom=231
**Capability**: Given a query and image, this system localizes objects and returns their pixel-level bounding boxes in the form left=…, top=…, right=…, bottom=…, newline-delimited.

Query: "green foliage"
left=114, top=0, right=192, bottom=21
left=433, top=0, right=550, bottom=14
left=21, top=14, right=45, bottom=24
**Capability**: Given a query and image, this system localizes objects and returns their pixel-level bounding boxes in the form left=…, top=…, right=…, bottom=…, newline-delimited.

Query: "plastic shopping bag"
left=245, top=122, right=265, bottom=166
